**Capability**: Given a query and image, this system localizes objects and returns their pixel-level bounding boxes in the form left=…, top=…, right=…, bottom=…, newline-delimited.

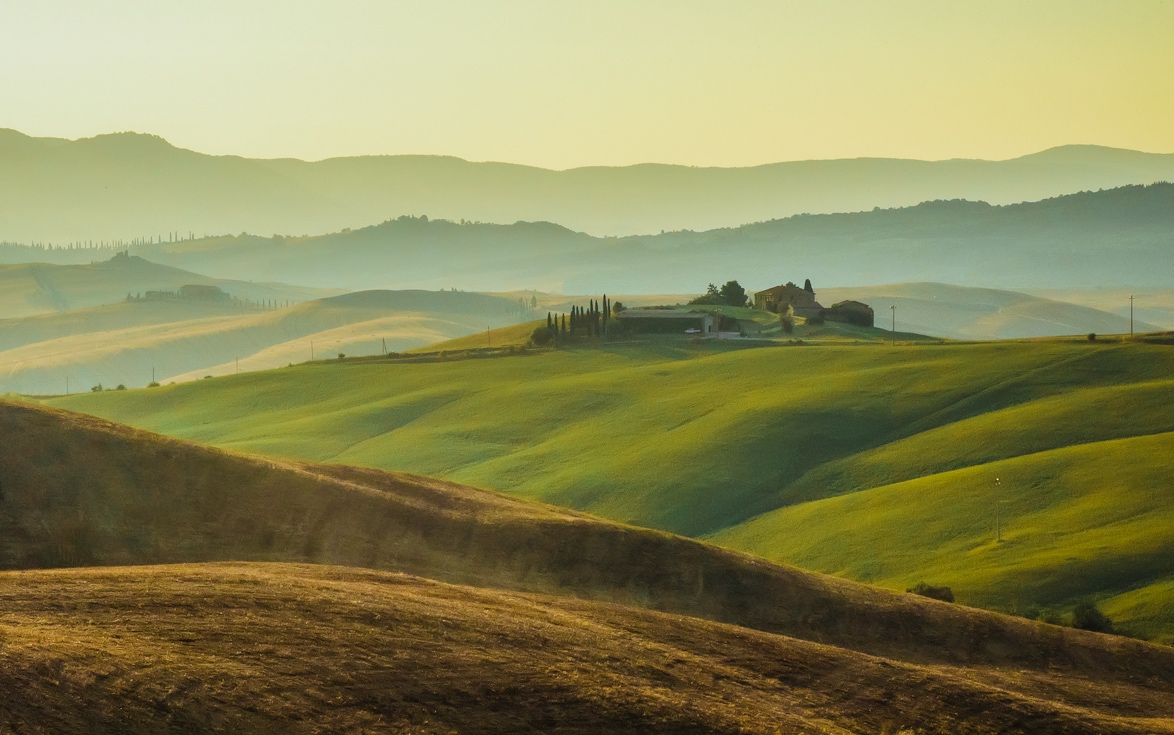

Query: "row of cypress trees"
left=545, top=295, right=612, bottom=339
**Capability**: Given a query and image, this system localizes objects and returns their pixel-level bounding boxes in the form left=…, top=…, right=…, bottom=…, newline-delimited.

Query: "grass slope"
left=4, top=563, right=1173, bottom=735
left=714, top=432, right=1174, bottom=640
left=45, top=338, right=1174, bottom=639
left=2, top=398, right=1173, bottom=732
left=1, top=289, right=528, bottom=394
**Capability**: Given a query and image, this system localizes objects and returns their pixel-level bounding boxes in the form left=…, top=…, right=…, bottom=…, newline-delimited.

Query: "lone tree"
left=719, top=280, right=748, bottom=307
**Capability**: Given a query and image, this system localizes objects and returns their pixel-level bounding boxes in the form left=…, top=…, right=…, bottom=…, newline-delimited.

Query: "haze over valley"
left=3, top=3, right=1173, bottom=731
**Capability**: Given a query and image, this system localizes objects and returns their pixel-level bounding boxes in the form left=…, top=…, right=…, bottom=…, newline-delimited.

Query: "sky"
left=2, top=0, right=1172, bottom=169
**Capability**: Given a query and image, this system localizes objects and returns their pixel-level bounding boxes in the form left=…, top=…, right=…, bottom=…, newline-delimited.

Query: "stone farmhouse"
left=753, top=280, right=824, bottom=318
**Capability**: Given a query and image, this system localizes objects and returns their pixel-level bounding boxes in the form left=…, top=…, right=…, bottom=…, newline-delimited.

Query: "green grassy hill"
left=1, top=398, right=1172, bottom=733
left=45, top=337, right=1174, bottom=641
left=0, top=289, right=530, bottom=394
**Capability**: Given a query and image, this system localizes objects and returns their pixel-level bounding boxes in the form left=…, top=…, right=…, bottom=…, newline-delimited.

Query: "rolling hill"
left=7, top=182, right=1165, bottom=295
left=1, top=398, right=1172, bottom=732
left=1031, top=287, right=1174, bottom=331
left=818, top=282, right=1160, bottom=339
left=4, top=127, right=1174, bottom=241
left=1, top=289, right=531, bottom=394
left=0, top=252, right=337, bottom=319
left=45, top=336, right=1174, bottom=641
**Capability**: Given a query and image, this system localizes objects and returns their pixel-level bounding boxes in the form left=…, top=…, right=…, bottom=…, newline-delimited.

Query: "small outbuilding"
left=824, top=300, right=875, bottom=327
left=615, top=309, right=722, bottom=335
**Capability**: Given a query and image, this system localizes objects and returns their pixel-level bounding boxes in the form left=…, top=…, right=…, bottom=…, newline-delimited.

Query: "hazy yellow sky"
left=2, top=1, right=1172, bottom=168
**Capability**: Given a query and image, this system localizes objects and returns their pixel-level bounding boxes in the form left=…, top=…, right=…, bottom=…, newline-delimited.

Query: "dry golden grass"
left=0, top=563, right=1171, bottom=735
left=2, top=398, right=1174, bottom=731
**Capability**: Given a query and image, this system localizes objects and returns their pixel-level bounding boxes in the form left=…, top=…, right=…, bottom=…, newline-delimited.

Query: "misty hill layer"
left=0, top=289, right=528, bottom=394
left=47, top=338, right=1174, bottom=641
left=0, top=253, right=337, bottom=319
left=25, top=182, right=1165, bottom=294
left=4, top=127, right=1174, bottom=240
left=818, top=282, right=1160, bottom=339
left=1, top=399, right=1173, bottom=733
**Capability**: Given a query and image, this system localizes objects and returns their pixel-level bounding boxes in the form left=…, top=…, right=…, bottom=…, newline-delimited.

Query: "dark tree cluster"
left=690, top=280, right=748, bottom=307
left=533, top=295, right=613, bottom=346
left=906, top=582, right=955, bottom=603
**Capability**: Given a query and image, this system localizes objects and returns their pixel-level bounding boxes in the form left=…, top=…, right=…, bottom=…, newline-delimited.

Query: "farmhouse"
left=754, top=280, right=824, bottom=318
left=614, top=309, right=722, bottom=335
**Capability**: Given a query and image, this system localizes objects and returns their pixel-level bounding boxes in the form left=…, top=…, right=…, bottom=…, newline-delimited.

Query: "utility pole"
left=1130, top=294, right=1134, bottom=335
left=487, top=325, right=491, bottom=348
left=65, top=377, right=69, bottom=395
left=890, top=305, right=897, bottom=345
left=311, top=340, right=314, bottom=361
left=382, top=337, right=387, bottom=355
left=235, top=357, right=239, bottom=374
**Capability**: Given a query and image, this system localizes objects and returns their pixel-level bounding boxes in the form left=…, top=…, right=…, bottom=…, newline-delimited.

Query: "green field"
left=46, top=336, right=1174, bottom=641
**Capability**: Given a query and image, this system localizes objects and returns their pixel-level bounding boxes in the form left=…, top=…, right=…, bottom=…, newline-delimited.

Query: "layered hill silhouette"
left=8, top=183, right=1164, bottom=294
left=0, top=287, right=530, bottom=394
left=3, top=127, right=1174, bottom=242
left=0, top=253, right=336, bottom=319
left=1, top=398, right=1173, bottom=732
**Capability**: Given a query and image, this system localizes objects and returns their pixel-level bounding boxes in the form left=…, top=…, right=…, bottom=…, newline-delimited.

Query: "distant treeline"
left=0, top=231, right=202, bottom=264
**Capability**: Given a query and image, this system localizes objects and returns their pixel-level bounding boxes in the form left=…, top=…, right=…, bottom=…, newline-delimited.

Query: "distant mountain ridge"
left=47, top=182, right=1169, bottom=293
left=2, top=127, right=1174, bottom=240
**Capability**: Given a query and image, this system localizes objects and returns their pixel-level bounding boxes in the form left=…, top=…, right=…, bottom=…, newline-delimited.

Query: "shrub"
left=1041, top=610, right=1065, bottom=626
left=1072, top=601, right=1113, bottom=633
left=338, top=353, right=346, bottom=360
left=90, top=384, right=103, bottom=392
left=147, top=381, right=160, bottom=388
left=530, top=326, right=553, bottom=346
left=907, top=582, right=955, bottom=603
left=115, top=384, right=127, bottom=391
left=1088, top=333, right=1097, bottom=342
